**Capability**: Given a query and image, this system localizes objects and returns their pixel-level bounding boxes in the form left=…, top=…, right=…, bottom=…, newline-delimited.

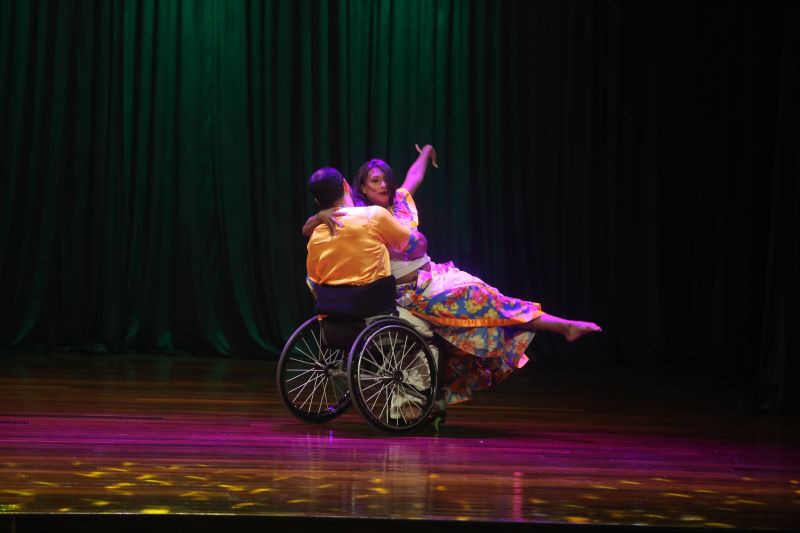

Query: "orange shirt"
left=307, top=206, right=411, bottom=286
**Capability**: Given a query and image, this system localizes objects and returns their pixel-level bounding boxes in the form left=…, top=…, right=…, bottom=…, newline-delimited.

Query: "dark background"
left=1, top=1, right=797, bottom=411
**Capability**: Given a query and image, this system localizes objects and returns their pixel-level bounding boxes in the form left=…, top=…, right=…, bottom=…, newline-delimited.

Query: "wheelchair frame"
left=276, top=313, right=441, bottom=434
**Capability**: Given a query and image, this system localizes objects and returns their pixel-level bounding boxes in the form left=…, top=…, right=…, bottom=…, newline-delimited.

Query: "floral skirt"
left=396, top=261, right=544, bottom=405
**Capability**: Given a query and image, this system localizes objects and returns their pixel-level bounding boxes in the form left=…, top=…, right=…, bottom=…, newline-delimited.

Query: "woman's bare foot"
left=564, top=321, right=603, bottom=342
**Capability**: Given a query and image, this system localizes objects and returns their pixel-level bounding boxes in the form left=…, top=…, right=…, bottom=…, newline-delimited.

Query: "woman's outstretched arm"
left=402, top=144, right=437, bottom=196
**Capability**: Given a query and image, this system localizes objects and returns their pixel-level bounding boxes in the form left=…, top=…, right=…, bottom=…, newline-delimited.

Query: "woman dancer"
left=303, top=146, right=601, bottom=406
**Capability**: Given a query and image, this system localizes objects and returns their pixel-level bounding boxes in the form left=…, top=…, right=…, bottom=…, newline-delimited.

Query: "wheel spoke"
left=364, top=379, right=392, bottom=413
left=398, top=381, right=428, bottom=403
left=288, top=356, right=317, bottom=367
left=285, top=367, right=322, bottom=383
left=277, top=319, right=351, bottom=422
left=318, top=375, right=330, bottom=414
left=298, top=372, right=328, bottom=412
left=361, top=347, right=386, bottom=374
left=394, top=384, right=409, bottom=426
left=299, top=335, right=322, bottom=366
left=289, top=369, right=323, bottom=399
left=358, top=378, right=384, bottom=395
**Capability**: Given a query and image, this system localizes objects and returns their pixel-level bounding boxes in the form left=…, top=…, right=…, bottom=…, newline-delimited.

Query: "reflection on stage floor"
left=1, top=353, right=798, bottom=531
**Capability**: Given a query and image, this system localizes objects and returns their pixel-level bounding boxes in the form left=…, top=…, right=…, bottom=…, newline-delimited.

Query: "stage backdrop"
left=1, top=1, right=797, bottom=411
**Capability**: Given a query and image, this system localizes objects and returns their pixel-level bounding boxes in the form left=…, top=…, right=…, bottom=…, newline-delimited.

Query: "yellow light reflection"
left=105, top=483, right=135, bottom=490
left=722, top=498, right=764, bottom=505
left=565, top=516, right=590, bottom=524
left=0, top=504, right=24, bottom=512
left=232, top=502, right=257, bottom=509
left=143, top=479, right=172, bottom=486
left=218, top=484, right=245, bottom=491
left=77, top=471, right=107, bottom=478
left=180, top=491, right=210, bottom=500
left=2, top=490, right=34, bottom=496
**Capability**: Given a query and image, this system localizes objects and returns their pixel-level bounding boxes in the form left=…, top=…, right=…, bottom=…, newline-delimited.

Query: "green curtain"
left=1, top=0, right=798, bottom=409
left=0, top=0, right=474, bottom=356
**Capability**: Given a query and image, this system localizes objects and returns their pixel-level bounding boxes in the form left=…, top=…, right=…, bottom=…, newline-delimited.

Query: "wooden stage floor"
left=1, top=353, right=799, bottom=532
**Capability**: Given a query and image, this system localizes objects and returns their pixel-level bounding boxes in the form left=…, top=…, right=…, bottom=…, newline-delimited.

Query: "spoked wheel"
left=347, top=319, right=438, bottom=433
left=277, top=316, right=350, bottom=422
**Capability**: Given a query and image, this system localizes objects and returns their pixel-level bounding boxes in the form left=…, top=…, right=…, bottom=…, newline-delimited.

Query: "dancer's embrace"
left=303, top=145, right=602, bottom=407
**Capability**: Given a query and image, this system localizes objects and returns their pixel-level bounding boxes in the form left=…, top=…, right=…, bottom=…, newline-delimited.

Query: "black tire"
left=276, top=316, right=350, bottom=423
left=347, top=319, right=438, bottom=433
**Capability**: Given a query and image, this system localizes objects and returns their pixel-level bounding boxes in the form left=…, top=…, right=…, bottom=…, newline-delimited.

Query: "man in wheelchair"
left=277, top=167, right=441, bottom=433
left=304, top=166, right=425, bottom=305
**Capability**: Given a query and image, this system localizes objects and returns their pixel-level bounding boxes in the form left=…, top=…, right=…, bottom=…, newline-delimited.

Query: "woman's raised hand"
left=403, top=144, right=437, bottom=195
left=415, top=143, right=438, bottom=168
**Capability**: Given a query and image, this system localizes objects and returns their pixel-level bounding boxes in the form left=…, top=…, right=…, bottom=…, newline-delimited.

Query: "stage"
left=1, top=353, right=798, bottom=532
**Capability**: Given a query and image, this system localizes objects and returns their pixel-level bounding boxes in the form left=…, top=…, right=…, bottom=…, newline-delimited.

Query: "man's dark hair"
left=308, top=167, right=345, bottom=209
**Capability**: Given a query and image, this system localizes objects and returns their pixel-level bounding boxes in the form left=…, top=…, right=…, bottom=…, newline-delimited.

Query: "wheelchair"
left=276, top=276, right=441, bottom=433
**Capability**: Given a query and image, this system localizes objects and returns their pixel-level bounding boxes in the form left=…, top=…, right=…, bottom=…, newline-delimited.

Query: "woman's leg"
left=526, top=313, right=602, bottom=342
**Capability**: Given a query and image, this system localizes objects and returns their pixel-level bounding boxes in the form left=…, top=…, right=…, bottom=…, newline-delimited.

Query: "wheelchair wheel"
left=277, top=316, right=350, bottom=423
left=347, top=318, right=438, bottom=433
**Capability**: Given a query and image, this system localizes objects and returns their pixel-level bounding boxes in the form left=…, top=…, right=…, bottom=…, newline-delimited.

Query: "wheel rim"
left=350, top=323, right=435, bottom=431
left=279, top=318, right=350, bottom=420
